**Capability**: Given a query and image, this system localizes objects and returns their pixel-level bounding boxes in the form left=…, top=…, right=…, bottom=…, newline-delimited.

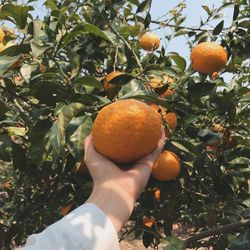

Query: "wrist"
left=86, top=183, right=135, bottom=232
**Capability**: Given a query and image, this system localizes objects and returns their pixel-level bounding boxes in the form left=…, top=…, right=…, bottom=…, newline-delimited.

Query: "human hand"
left=84, top=126, right=165, bottom=232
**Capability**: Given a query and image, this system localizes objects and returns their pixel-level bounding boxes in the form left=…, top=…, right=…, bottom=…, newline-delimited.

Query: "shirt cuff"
left=23, top=203, right=120, bottom=250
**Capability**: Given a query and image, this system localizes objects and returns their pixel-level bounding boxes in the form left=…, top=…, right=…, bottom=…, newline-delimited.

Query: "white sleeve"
left=19, top=203, right=120, bottom=250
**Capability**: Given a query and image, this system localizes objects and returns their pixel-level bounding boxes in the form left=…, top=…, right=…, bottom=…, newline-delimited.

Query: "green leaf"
left=31, top=42, right=50, bottom=58
left=109, top=74, right=133, bottom=85
left=50, top=103, right=86, bottom=154
left=5, top=127, right=26, bottom=137
left=0, top=134, right=12, bottom=162
left=136, top=0, right=151, bottom=13
left=20, top=64, right=37, bottom=83
left=170, top=53, right=186, bottom=71
left=217, top=3, right=234, bottom=12
left=238, top=21, right=250, bottom=29
left=12, top=142, right=27, bottom=171
left=144, top=12, right=151, bottom=29
left=119, top=25, right=141, bottom=37
left=172, top=140, right=199, bottom=156
left=30, top=81, right=67, bottom=106
left=188, top=82, right=216, bottom=97
left=198, top=129, right=223, bottom=145
left=67, top=49, right=80, bottom=79
left=213, top=20, right=224, bottom=35
left=62, top=22, right=113, bottom=46
left=233, top=4, right=240, bottom=21
left=161, top=236, right=185, bottom=250
left=202, top=5, right=212, bottom=15
left=0, top=4, right=33, bottom=29
left=74, top=76, right=102, bottom=88
left=0, top=44, right=30, bottom=77
left=28, top=119, right=52, bottom=166
left=230, top=230, right=250, bottom=250
left=0, top=100, right=9, bottom=114
left=66, top=116, right=92, bottom=161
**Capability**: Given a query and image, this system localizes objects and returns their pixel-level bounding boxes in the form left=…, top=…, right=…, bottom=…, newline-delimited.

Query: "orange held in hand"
left=139, top=32, right=160, bottom=51
left=190, top=42, right=227, bottom=74
left=92, top=99, right=162, bottom=163
left=152, top=150, right=181, bottom=181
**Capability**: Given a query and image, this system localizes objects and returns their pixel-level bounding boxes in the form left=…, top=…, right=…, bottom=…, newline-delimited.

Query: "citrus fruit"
left=92, top=99, right=162, bottom=163
left=152, top=150, right=181, bottom=181
left=60, top=201, right=74, bottom=216
left=103, top=71, right=123, bottom=90
left=149, top=104, right=177, bottom=137
left=210, top=123, right=225, bottom=133
left=143, top=217, right=156, bottom=228
left=0, top=29, right=5, bottom=42
left=149, top=75, right=175, bottom=97
left=139, top=32, right=160, bottom=51
left=153, top=188, right=160, bottom=201
left=211, top=72, right=219, bottom=80
left=190, top=42, right=227, bottom=74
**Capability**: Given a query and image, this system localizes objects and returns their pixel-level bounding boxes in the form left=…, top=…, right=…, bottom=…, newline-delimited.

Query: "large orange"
left=149, top=75, right=175, bottom=98
left=92, top=99, right=162, bottom=163
left=139, top=32, right=160, bottom=51
left=190, top=42, right=227, bottom=74
left=152, top=150, right=181, bottom=181
left=103, top=71, right=123, bottom=90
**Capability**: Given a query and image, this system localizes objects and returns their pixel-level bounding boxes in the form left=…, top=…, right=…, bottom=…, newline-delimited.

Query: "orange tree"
left=0, top=0, right=249, bottom=249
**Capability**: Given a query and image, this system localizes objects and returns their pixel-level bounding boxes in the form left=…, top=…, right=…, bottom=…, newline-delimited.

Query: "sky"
left=28, top=0, right=234, bottom=81
left=30, top=0, right=234, bottom=59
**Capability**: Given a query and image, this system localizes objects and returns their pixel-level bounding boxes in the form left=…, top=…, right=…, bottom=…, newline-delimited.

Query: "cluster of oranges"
left=89, top=33, right=228, bottom=182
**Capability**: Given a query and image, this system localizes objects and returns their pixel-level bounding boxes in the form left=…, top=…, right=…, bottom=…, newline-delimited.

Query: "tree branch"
left=185, top=218, right=250, bottom=246
left=151, top=20, right=224, bottom=32
left=108, top=24, right=143, bottom=71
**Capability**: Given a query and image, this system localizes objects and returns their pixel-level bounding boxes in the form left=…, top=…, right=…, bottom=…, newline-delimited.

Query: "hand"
left=84, top=126, right=165, bottom=232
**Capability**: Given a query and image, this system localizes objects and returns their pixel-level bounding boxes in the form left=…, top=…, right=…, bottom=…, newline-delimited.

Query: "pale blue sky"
left=30, top=0, right=233, bottom=59
left=29, top=0, right=234, bottom=81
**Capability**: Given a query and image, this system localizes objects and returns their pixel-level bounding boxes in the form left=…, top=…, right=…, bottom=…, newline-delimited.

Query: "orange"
left=211, top=72, right=219, bottom=80
left=60, top=201, right=74, bottom=216
left=190, top=42, right=227, bottom=74
left=149, top=104, right=177, bottom=137
left=103, top=71, right=123, bottom=90
left=149, top=75, right=175, bottom=97
left=39, top=63, right=46, bottom=73
left=143, top=217, right=156, bottom=228
left=139, top=32, right=160, bottom=51
left=152, top=150, right=181, bottom=181
left=210, top=123, right=225, bottom=133
left=92, top=99, right=162, bottom=163
left=0, top=29, right=5, bottom=42
left=153, top=188, right=160, bottom=201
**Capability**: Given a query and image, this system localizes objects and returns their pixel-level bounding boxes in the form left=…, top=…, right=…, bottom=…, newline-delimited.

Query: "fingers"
left=84, top=133, right=118, bottom=169
left=84, top=133, right=104, bottom=165
left=128, top=126, right=166, bottom=176
left=138, top=125, right=165, bottom=167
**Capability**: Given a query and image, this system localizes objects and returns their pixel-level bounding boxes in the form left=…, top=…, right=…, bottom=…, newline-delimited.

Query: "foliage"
left=0, top=0, right=249, bottom=249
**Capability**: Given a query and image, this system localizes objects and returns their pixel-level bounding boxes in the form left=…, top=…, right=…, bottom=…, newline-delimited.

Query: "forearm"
left=86, top=184, right=135, bottom=232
